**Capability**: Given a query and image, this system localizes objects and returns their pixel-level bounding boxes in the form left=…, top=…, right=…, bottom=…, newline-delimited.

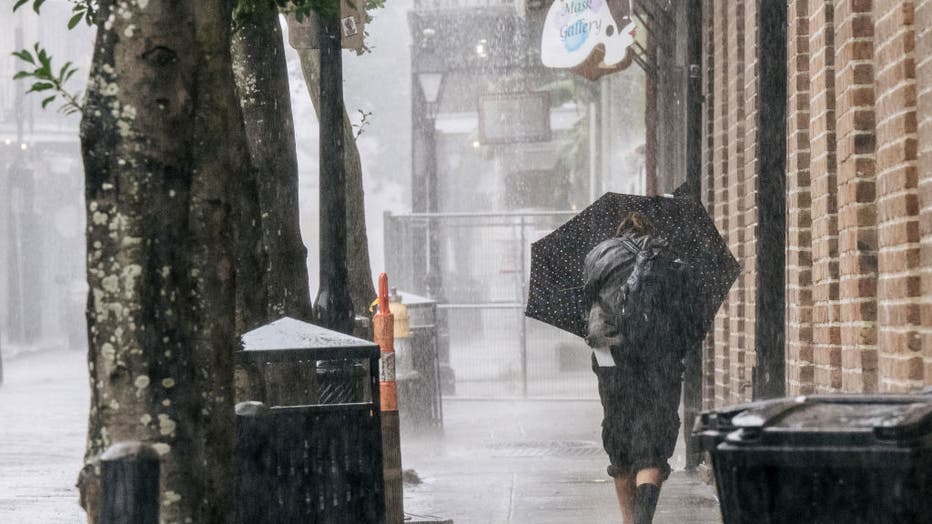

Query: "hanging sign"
left=285, top=0, right=366, bottom=51
left=478, top=92, right=551, bottom=145
left=540, top=0, right=637, bottom=81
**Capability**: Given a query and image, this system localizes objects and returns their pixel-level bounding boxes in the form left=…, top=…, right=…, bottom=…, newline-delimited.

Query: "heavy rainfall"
left=0, top=1, right=929, bottom=524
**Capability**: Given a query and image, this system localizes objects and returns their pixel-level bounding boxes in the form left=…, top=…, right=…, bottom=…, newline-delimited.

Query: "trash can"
left=234, top=317, right=385, bottom=523
left=695, top=394, right=932, bottom=524
left=394, top=291, right=444, bottom=430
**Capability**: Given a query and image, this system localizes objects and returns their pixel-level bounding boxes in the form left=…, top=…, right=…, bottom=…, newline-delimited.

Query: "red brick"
left=878, top=247, right=921, bottom=272
left=879, top=353, right=924, bottom=379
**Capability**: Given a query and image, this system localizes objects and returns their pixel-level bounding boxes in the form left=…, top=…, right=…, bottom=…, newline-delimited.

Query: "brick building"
left=681, top=0, right=932, bottom=407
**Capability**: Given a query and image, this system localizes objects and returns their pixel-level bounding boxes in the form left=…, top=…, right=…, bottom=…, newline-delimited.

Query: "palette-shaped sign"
left=540, top=0, right=637, bottom=81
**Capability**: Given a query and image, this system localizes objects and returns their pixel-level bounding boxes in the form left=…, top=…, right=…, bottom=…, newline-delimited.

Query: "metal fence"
left=385, top=211, right=598, bottom=399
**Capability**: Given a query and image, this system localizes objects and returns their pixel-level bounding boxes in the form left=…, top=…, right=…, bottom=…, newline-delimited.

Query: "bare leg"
left=613, top=473, right=636, bottom=523
left=635, top=467, right=664, bottom=487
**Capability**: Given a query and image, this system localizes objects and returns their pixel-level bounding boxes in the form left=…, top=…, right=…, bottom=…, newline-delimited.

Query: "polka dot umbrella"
left=525, top=193, right=740, bottom=339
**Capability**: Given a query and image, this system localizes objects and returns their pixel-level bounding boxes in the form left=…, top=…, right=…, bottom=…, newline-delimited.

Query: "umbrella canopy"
left=525, top=193, right=740, bottom=340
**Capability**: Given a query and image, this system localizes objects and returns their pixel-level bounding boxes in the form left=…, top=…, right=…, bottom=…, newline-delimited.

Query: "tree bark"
left=78, top=1, right=247, bottom=521
left=232, top=5, right=313, bottom=328
left=296, top=50, right=376, bottom=316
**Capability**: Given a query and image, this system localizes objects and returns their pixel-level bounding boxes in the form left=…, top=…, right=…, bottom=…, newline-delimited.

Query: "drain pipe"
left=589, top=101, right=599, bottom=202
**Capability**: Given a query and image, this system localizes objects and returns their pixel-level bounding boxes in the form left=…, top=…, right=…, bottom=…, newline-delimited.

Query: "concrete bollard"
left=374, top=272, right=404, bottom=524
left=99, top=441, right=160, bottom=524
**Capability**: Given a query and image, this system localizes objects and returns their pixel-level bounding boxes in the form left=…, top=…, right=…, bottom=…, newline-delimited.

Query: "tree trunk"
left=78, top=1, right=247, bottom=521
left=296, top=50, right=376, bottom=316
left=232, top=5, right=313, bottom=328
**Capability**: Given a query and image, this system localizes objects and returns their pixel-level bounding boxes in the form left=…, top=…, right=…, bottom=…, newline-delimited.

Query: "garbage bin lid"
left=694, top=398, right=788, bottom=433
left=238, top=317, right=379, bottom=362
left=731, top=395, right=932, bottom=441
left=397, top=291, right=436, bottom=306
left=771, top=402, right=926, bottom=429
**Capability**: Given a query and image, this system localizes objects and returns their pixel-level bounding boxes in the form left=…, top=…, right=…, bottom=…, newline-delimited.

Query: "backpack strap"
left=620, top=238, right=641, bottom=255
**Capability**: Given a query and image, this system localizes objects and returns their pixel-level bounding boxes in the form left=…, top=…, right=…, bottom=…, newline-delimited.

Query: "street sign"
left=539, top=0, right=637, bottom=81
left=285, top=0, right=366, bottom=51
left=478, top=92, right=551, bottom=145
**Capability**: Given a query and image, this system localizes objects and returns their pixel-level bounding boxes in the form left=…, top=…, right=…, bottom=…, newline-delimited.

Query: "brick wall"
left=726, top=0, right=750, bottom=402
left=786, top=0, right=816, bottom=395
left=918, top=0, right=932, bottom=385
left=702, top=0, right=759, bottom=405
left=742, top=0, right=760, bottom=400
left=873, top=0, right=925, bottom=391
left=809, top=0, right=843, bottom=392
left=700, top=0, right=931, bottom=403
left=701, top=0, right=718, bottom=409
left=835, top=0, right=879, bottom=392
left=711, top=0, right=732, bottom=404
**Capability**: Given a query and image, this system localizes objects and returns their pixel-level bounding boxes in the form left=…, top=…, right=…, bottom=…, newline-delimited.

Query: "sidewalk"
left=0, top=349, right=721, bottom=523
left=401, top=399, right=722, bottom=523
left=0, top=349, right=88, bottom=523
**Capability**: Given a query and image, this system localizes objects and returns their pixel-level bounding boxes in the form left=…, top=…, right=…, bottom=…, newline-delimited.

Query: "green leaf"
left=33, top=0, right=47, bottom=14
left=27, top=82, right=55, bottom=93
left=13, top=0, right=29, bottom=12
left=37, top=47, right=51, bottom=71
left=12, top=71, right=32, bottom=80
left=63, top=68, right=78, bottom=83
left=12, top=50, right=35, bottom=65
left=68, top=12, right=84, bottom=30
left=41, top=95, right=56, bottom=108
left=58, top=62, right=73, bottom=82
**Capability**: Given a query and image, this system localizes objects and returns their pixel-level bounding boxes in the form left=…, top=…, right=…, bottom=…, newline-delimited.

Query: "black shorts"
left=592, top=356, right=683, bottom=479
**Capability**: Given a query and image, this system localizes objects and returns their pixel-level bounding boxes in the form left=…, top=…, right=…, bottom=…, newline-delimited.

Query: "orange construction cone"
left=374, top=273, right=403, bottom=523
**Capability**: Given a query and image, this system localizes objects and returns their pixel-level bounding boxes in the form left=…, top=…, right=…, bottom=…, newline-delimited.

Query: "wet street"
left=0, top=349, right=720, bottom=523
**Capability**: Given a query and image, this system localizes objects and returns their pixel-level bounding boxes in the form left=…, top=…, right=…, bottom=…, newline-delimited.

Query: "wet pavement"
left=402, top=400, right=722, bottom=523
left=0, top=349, right=721, bottom=523
left=0, top=348, right=88, bottom=523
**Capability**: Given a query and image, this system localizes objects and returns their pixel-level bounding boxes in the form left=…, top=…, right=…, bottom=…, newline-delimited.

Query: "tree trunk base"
left=77, top=461, right=100, bottom=524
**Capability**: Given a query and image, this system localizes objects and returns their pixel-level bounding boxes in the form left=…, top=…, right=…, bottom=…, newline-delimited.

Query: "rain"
left=0, top=1, right=930, bottom=524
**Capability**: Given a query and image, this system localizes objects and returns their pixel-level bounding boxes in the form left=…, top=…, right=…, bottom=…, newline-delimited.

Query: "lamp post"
left=415, top=51, right=445, bottom=303
left=414, top=48, right=454, bottom=393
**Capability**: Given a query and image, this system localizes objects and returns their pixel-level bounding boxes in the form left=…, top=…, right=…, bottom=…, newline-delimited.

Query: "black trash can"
left=235, top=318, right=386, bottom=523
left=695, top=394, right=932, bottom=524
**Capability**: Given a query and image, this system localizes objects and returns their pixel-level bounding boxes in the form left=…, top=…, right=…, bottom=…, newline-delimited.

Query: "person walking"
left=582, top=211, right=700, bottom=524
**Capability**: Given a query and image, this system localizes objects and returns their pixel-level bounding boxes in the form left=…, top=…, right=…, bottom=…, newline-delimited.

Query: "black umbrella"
left=525, top=192, right=740, bottom=339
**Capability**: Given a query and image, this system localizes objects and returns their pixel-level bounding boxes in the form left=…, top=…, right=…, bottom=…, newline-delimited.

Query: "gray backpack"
left=613, top=236, right=689, bottom=361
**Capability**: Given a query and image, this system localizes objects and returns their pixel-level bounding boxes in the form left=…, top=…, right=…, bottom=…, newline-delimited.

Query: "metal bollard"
left=374, top=273, right=404, bottom=524
left=233, top=401, right=270, bottom=524
left=99, top=441, right=160, bottom=524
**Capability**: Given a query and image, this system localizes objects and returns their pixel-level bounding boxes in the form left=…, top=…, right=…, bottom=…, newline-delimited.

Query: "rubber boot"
left=634, top=483, right=660, bottom=524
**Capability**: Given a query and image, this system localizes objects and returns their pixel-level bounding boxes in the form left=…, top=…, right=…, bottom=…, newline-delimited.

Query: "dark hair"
left=616, top=211, right=655, bottom=236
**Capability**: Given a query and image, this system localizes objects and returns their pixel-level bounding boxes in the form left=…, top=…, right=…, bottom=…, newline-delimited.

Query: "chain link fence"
left=384, top=211, right=597, bottom=399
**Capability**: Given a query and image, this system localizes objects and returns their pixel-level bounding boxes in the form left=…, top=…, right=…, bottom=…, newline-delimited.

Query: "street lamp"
left=413, top=47, right=453, bottom=393
left=417, top=70, right=443, bottom=119
left=414, top=50, right=445, bottom=301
